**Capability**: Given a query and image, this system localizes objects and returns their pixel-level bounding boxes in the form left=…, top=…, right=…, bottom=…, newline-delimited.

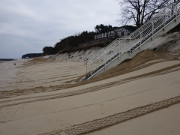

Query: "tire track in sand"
left=41, top=95, right=180, bottom=135
left=0, top=63, right=180, bottom=108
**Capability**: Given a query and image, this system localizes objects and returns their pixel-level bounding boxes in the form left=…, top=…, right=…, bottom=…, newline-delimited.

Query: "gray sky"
left=0, top=0, right=120, bottom=58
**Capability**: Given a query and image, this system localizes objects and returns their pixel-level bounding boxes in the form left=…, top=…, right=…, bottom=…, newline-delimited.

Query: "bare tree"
left=119, top=0, right=174, bottom=27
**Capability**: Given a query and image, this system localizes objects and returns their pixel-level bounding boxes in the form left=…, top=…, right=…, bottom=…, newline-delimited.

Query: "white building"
left=94, top=25, right=136, bottom=40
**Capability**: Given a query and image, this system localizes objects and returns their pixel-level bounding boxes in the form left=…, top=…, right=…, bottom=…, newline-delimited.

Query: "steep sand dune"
left=0, top=58, right=180, bottom=135
left=0, top=49, right=180, bottom=99
left=0, top=32, right=180, bottom=135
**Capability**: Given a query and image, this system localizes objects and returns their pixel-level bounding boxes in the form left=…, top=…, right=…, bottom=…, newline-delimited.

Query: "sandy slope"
left=88, top=104, right=180, bottom=135
left=0, top=59, right=86, bottom=98
left=0, top=32, right=180, bottom=135
left=0, top=58, right=180, bottom=135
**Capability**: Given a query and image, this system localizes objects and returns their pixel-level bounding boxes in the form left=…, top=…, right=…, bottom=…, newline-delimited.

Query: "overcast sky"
left=0, top=0, right=121, bottom=58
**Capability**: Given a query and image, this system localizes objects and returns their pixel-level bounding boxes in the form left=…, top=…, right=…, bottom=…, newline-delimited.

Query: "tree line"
left=43, top=0, right=175, bottom=55
left=43, top=24, right=117, bottom=55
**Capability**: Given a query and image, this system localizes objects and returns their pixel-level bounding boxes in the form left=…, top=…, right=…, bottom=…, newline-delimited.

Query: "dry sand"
left=0, top=58, right=86, bottom=98
left=88, top=104, right=180, bottom=135
left=0, top=32, right=180, bottom=135
left=0, top=56, right=180, bottom=135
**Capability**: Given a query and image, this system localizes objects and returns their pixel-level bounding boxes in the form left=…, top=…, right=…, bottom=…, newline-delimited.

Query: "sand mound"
left=78, top=49, right=180, bottom=84
left=1, top=49, right=179, bottom=99
left=75, top=31, right=180, bottom=83
left=150, top=32, right=180, bottom=52
left=22, top=57, right=49, bottom=67
left=1, top=32, right=180, bottom=99
left=1, top=32, right=180, bottom=135
left=47, top=32, right=180, bottom=63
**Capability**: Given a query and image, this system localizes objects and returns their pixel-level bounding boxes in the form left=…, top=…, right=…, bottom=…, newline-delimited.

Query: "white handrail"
left=82, top=1, right=180, bottom=81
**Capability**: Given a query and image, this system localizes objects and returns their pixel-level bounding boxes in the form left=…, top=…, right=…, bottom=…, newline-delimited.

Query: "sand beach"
left=0, top=32, right=180, bottom=135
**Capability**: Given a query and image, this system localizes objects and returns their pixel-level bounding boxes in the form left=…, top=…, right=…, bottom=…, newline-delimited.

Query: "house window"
left=121, top=31, right=124, bottom=37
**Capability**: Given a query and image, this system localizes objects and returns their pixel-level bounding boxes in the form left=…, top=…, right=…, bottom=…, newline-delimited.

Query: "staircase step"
left=81, top=1, right=180, bottom=81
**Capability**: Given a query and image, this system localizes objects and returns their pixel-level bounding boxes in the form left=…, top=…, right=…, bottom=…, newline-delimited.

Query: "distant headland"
left=0, top=59, right=15, bottom=62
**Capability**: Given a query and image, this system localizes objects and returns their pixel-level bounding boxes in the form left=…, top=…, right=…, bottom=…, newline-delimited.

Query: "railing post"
left=163, top=8, right=167, bottom=23
left=139, top=31, right=142, bottom=46
left=85, top=59, right=87, bottom=74
left=105, top=57, right=107, bottom=70
left=175, top=3, right=178, bottom=18
left=152, top=19, right=154, bottom=32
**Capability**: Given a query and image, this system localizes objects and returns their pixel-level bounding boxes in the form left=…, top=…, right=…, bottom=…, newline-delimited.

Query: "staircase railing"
left=82, top=1, right=180, bottom=81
